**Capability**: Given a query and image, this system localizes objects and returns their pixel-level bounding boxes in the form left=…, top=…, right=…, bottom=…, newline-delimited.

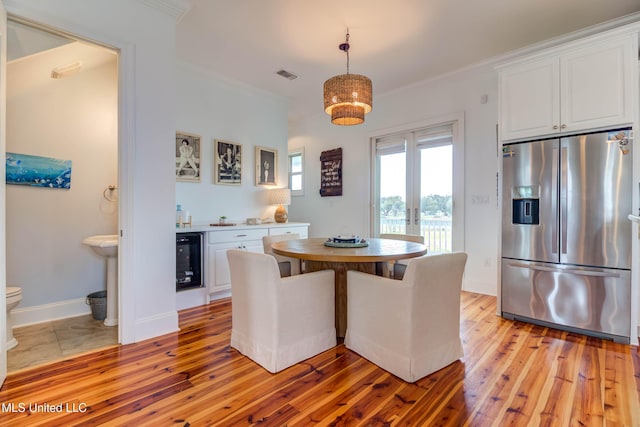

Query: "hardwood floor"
left=0, top=292, right=638, bottom=426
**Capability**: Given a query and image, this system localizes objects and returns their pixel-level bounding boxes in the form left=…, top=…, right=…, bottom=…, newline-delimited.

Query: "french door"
left=372, top=122, right=461, bottom=254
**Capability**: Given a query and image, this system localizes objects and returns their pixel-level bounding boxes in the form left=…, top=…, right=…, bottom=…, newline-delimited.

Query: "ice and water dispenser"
left=511, top=186, right=539, bottom=225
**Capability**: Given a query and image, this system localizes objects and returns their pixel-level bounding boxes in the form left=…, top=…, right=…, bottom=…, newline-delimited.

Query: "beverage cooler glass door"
left=176, top=233, right=203, bottom=291
left=502, top=138, right=558, bottom=263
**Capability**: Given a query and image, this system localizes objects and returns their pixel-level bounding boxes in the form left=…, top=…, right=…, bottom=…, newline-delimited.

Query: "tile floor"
left=7, top=314, right=118, bottom=372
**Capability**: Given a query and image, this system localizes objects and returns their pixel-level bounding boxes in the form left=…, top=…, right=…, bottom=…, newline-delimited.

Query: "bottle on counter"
left=176, top=204, right=183, bottom=228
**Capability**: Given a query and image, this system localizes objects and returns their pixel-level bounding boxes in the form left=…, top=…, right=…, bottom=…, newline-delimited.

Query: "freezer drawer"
left=501, top=259, right=630, bottom=342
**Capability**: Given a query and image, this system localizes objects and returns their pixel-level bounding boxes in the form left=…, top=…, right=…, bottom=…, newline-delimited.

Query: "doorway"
left=371, top=119, right=465, bottom=253
left=5, top=18, right=119, bottom=371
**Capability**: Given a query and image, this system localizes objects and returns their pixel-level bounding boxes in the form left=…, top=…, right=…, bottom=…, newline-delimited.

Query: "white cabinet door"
left=244, top=240, right=265, bottom=254
left=499, top=33, right=635, bottom=142
left=207, top=239, right=264, bottom=295
left=207, top=241, right=239, bottom=294
left=499, top=57, right=559, bottom=141
left=560, top=36, right=633, bottom=133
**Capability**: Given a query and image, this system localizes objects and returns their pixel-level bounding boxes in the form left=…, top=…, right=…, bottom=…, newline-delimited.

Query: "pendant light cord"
left=339, top=30, right=350, bottom=74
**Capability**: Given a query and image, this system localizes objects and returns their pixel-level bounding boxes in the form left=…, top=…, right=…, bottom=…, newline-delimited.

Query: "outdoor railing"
left=380, top=217, right=452, bottom=253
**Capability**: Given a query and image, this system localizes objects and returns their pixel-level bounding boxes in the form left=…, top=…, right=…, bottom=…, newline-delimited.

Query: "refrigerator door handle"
left=551, top=147, right=558, bottom=254
left=507, top=261, right=621, bottom=278
left=560, top=146, right=568, bottom=254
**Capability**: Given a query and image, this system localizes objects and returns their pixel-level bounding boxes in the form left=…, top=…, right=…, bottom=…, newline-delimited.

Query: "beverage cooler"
left=176, top=232, right=203, bottom=291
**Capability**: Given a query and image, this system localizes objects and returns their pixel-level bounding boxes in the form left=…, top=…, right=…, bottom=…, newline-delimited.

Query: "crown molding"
left=493, top=12, right=640, bottom=67
left=137, top=0, right=191, bottom=22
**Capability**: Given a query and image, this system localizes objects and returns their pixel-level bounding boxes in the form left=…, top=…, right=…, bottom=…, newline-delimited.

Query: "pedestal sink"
left=82, top=235, right=118, bottom=326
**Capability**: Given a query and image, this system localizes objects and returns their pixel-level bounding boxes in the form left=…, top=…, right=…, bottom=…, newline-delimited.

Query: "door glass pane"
left=420, top=144, right=452, bottom=253
left=379, top=152, right=406, bottom=234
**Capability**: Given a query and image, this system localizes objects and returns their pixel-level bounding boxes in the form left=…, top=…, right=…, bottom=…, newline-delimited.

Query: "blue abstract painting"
left=6, top=152, right=72, bottom=189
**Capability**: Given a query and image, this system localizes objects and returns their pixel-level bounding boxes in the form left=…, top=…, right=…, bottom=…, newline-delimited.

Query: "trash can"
left=86, top=291, right=107, bottom=321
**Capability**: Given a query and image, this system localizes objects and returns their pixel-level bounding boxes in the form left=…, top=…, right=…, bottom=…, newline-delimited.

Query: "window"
left=288, top=149, right=304, bottom=196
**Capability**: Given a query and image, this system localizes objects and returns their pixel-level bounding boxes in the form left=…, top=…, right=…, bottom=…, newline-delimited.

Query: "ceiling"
left=176, top=1, right=640, bottom=123
left=7, top=19, right=118, bottom=84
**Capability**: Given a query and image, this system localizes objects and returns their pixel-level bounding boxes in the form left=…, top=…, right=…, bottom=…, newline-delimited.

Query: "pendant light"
left=323, top=30, right=372, bottom=126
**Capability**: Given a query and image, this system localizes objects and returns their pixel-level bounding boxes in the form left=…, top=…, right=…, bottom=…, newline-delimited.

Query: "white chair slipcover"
left=262, top=233, right=302, bottom=276
left=379, top=233, right=426, bottom=279
left=345, top=252, right=467, bottom=382
left=227, top=249, right=336, bottom=373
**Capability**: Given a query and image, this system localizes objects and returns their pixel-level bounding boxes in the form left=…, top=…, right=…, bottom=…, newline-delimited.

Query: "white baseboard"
left=133, top=310, right=179, bottom=342
left=462, top=279, right=497, bottom=296
left=12, top=298, right=92, bottom=327
left=209, top=289, right=231, bottom=301
left=176, top=287, right=208, bottom=310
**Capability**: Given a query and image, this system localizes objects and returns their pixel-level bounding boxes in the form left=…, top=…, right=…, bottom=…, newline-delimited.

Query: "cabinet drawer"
left=269, top=226, right=308, bottom=238
left=208, top=228, right=268, bottom=244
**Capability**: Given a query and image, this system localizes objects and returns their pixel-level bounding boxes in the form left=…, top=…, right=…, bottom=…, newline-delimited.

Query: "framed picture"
left=175, top=131, right=201, bottom=182
left=6, top=152, right=72, bottom=189
left=319, top=147, right=342, bottom=197
left=255, top=146, right=277, bottom=186
left=214, top=139, right=242, bottom=185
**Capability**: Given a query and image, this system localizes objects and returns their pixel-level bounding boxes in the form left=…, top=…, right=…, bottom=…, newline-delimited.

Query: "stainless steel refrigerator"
left=501, top=128, right=632, bottom=343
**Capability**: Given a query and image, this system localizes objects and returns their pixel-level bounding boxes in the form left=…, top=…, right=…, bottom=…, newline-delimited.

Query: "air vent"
left=276, top=69, right=298, bottom=80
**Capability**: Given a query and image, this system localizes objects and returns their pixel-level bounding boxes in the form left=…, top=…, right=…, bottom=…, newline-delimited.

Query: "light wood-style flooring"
left=0, top=292, right=638, bottom=426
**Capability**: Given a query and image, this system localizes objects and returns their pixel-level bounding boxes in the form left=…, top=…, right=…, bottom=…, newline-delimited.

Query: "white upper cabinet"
left=499, top=32, right=636, bottom=141
left=560, top=37, right=633, bottom=132
left=499, top=57, right=560, bottom=140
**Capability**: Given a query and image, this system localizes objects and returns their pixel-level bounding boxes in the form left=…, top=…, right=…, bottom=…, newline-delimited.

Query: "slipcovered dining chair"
left=227, top=249, right=336, bottom=373
left=379, top=233, right=425, bottom=279
left=345, top=252, right=468, bottom=382
left=262, top=233, right=302, bottom=276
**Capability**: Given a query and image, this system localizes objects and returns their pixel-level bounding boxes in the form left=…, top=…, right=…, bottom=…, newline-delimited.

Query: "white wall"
left=5, top=0, right=180, bottom=343
left=6, top=44, right=117, bottom=310
left=175, top=61, right=289, bottom=223
left=289, top=64, right=500, bottom=295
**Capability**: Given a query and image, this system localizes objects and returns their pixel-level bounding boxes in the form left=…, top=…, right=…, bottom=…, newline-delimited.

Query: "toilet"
left=6, top=287, right=22, bottom=350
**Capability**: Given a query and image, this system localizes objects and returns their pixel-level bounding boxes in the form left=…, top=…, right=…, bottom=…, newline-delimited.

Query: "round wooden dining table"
left=271, top=237, right=427, bottom=337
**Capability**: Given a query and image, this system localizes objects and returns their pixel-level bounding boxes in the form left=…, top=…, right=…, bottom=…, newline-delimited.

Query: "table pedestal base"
left=305, top=260, right=379, bottom=337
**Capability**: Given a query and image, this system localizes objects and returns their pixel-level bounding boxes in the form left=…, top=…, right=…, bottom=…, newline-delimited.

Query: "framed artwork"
left=214, top=139, right=242, bottom=185
left=175, top=131, right=201, bottom=183
left=255, top=146, right=277, bottom=186
left=319, top=147, right=342, bottom=196
left=6, top=152, right=72, bottom=189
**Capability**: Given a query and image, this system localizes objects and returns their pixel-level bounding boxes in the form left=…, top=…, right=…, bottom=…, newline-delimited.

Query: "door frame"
left=0, top=0, right=7, bottom=385
left=369, top=112, right=465, bottom=252
left=1, top=6, right=136, bottom=344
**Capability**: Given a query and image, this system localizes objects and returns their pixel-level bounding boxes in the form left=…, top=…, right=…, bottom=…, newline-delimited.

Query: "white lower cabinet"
left=207, top=228, right=267, bottom=296
left=206, top=223, right=309, bottom=298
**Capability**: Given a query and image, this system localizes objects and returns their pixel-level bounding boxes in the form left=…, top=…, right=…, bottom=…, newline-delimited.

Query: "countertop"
left=176, top=222, right=310, bottom=233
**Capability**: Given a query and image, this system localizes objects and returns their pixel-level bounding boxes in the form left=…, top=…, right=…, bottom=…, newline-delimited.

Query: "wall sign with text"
left=320, top=148, right=342, bottom=197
